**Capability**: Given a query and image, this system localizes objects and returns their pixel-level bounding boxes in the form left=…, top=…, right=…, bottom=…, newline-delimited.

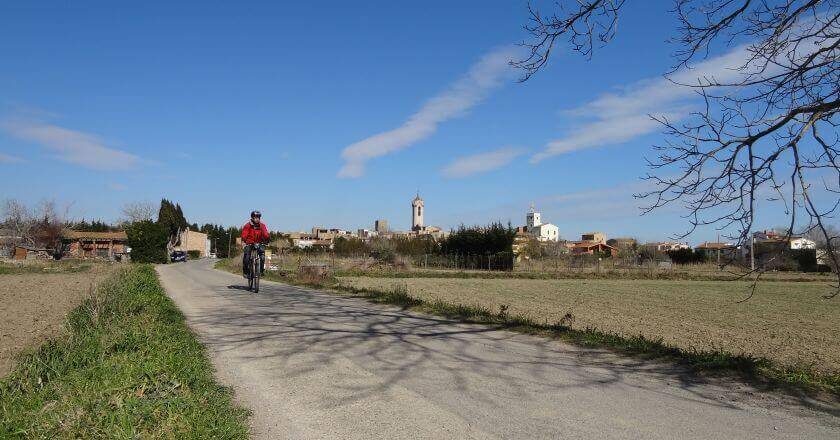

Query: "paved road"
left=156, top=260, right=839, bottom=439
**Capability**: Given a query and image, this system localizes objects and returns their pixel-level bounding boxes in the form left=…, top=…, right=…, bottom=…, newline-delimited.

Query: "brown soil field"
left=338, top=276, right=840, bottom=373
left=0, top=266, right=115, bottom=376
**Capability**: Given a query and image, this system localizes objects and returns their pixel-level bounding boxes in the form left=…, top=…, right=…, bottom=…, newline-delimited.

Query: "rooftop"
left=63, top=231, right=128, bottom=241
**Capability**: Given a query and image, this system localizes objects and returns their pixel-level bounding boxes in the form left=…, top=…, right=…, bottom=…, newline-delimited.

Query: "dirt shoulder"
left=0, top=265, right=115, bottom=376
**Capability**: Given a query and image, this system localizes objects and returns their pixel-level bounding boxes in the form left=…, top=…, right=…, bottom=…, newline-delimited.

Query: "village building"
left=694, top=241, right=738, bottom=260
left=524, top=205, right=559, bottom=242
left=606, top=237, right=637, bottom=248
left=62, top=231, right=129, bottom=261
left=287, top=232, right=317, bottom=249
left=357, top=228, right=378, bottom=239
left=569, top=241, right=617, bottom=256
left=751, top=230, right=816, bottom=250
left=580, top=232, right=606, bottom=244
left=311, top=227, right=352, bottom=241
left=411, top=194, right=424, bottom=232
left=641, top=241, right=690, bottom=253
left=406, top=194, right=447, bottom=239
left=176, top=229, right=210, bottom=257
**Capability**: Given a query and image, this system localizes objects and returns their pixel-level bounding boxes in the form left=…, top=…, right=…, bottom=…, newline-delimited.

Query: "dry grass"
left=337, top=276, right=840, bottom=374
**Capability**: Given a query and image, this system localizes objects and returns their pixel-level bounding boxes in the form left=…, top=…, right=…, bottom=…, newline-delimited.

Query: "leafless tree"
left=121, top=201, right=157, bottom=224
left=515, top=0, right=840, bottom=296
left=2, top=199, right=69, bottom=253
left=2, top=199, right=34, bottom=246
left=806, top=223, right=840, bottom=248
left=32, top=200, right=67, bottom=253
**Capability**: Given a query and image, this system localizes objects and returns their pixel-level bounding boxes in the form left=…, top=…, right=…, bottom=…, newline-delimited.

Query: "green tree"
left=126, top=220, right=169, bottom=263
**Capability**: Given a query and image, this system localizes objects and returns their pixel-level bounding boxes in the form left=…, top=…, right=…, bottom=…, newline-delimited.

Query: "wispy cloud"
left=442, top=147, right=524, bottom=178
left=532, top=44, right=756, bottom=163
left=1, top=117, right=140, bottom=171
left=338, top=46, right=521, bottom=178
left=0, top=153, right=25, bottom=163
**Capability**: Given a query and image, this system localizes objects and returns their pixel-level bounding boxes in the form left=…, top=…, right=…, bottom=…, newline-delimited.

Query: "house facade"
left=62, top=231, right=129, bottom=260
left=569, top=241, right=617, bottom=256
left=176, top=229, right=210, bottom=257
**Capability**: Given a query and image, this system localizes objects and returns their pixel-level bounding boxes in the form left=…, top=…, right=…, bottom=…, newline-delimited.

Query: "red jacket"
left=241, top=221, right=270, bottom=245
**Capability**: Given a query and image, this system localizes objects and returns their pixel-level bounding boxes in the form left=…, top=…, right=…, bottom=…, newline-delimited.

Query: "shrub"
left=187, top=250, right=201, bottom=259
left=125, top=220, right=169, bottom=263
left=667, top=248, right=706, bottom=265
left=441, top=222, right=515, bottom=255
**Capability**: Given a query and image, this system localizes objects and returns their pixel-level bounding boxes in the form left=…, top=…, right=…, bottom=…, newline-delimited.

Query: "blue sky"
left=0, top=1, right=824, bottom=242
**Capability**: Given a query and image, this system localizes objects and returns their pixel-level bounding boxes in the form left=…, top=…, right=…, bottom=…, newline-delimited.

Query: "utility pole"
left=750, top=232, right=755, bottom=271
left=227, top=229, right=232, bottom=258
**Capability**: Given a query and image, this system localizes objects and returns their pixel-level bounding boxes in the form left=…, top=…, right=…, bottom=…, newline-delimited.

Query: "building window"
left=418, top=207, right=422, bottom=216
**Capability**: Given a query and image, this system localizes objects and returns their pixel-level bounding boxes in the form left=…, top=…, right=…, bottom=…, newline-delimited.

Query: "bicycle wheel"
left=247, top=258, right=255, bottom=291
left=252, top=257, right=260, bottom=293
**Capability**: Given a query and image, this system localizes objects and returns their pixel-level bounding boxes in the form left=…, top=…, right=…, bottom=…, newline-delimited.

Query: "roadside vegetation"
left=217, top=257, right=839, bottom=398
left=0, top=265, right=249, bottom=438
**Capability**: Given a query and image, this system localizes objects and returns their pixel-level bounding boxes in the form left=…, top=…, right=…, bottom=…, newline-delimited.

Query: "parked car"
left=209, top=252, right=217, bottom=259
left=171, top=250, right=187, bottom=262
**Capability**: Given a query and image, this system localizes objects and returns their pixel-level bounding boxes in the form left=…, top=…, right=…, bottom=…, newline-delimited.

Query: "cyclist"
left=241, top=210, right=270, bottom=278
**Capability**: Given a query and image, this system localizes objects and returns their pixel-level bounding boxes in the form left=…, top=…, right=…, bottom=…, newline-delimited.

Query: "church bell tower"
left=412, top=193, right=424, bottom=231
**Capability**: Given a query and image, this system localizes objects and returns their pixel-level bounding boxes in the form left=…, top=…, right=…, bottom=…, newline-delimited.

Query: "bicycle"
left=245, top=243, right=265, bottom=293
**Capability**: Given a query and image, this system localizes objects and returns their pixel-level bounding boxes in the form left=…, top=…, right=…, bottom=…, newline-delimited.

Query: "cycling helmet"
left=250, top=210, right=262, bottom=218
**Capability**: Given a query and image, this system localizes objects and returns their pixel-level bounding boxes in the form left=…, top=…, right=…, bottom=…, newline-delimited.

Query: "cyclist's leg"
left=258, top=248, right=265, bottom=275
left=242, top=246, right=250, bottom=275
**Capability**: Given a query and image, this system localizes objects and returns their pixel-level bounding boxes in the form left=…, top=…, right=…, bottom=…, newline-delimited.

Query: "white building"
left=753, top=230, right=817, bottom=249
left=790, top=237, right=817, bottom=250
left=412, top=193, right=424, bottom=231
left=525, top=205, right=559, bottom=242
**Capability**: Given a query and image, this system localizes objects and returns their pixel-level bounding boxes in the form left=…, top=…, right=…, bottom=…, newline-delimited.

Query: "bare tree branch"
left=515, top=0, right=840, bottom=296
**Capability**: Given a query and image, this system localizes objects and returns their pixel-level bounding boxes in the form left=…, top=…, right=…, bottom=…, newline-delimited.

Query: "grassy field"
left=0, top=265, right=250, bottom=438
left=0, top=260, right=93, bottom=275
left=338, top=277, right=840, bottom=375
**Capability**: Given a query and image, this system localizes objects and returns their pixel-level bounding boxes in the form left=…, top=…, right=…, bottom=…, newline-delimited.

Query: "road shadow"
left=189, top=278, right=839, bottom=424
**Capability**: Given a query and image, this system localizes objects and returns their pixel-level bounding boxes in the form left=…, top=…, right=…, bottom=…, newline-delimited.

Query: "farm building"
left=13, top=245, right=53, bottom=260
left=176, top=229, right=211, bottom=257
left=62, top=231, right=129, bottom=261
left=569, top=241, right=617, bottom=256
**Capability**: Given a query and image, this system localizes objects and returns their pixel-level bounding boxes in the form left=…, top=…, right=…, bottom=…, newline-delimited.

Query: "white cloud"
left=0, top=153, right=25, bottom=163
left=1, top=118, right=140, bottom=171
left=442, top=147, right=524, bottom=178
left=532, top=44, right=757, bottom=163
left=338, top=46, right=521, bottom=178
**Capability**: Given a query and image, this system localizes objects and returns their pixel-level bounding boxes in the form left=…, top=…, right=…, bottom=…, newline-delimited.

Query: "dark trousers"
left=243, top=245, right=265, bottom=275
